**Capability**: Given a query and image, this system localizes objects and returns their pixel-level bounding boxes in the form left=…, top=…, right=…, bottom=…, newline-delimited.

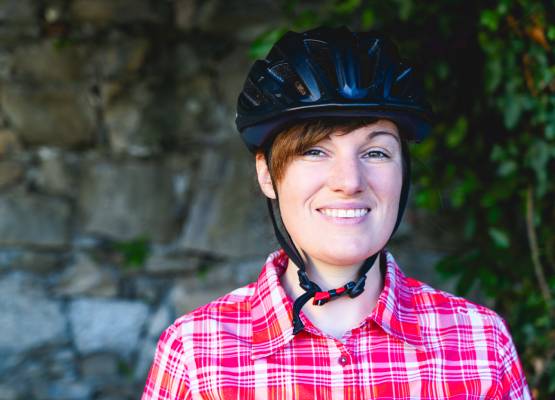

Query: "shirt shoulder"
left=405, top=276, right=531, bottom=398
left=405, top=276, right=512, bottom=348
left=142, top=283, right=258, bottom=399
left=407, top=276, right=498, bottom=317
left=171, top=282, right=257, bottom=342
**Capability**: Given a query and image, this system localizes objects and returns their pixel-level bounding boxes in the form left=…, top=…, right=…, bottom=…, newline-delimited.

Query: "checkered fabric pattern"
left=142, top=250, right=531, bottom=399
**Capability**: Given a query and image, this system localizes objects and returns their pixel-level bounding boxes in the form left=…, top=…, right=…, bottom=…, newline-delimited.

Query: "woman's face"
left=256, top=119, right=403, bottom=268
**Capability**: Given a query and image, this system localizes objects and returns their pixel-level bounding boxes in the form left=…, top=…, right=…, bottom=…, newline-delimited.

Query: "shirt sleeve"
left=142, top=323, right=191, bottom=400
left=498, top=319, right=532, bottom=400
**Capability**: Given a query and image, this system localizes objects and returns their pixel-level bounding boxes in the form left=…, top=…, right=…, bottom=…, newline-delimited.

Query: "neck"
left=302, top=258, right=362, bottom=290
left=280, top=252, right=384, bottom=340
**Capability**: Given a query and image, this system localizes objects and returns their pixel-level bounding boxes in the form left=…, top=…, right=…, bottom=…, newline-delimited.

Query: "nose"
left=327, top=155, right=365, bottom=195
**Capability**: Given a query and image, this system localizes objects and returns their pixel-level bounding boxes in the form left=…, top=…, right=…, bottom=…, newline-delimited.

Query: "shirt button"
left=338, top=355, right=349, bottom=366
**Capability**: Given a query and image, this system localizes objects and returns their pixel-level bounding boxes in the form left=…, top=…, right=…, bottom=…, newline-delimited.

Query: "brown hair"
left=258, top=118, right=379, bottom=182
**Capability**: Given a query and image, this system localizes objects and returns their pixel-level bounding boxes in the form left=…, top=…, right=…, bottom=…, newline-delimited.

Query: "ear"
left=255, top=153, right=277, bottom=199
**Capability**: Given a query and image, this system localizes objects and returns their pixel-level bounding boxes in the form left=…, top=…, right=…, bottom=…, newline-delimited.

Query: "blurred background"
left=0, top=0, right=553, bottom=399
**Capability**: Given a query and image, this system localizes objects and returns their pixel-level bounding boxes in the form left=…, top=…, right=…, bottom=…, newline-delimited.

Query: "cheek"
left=274, top=167, right=323, bottom=233
left=370, top=166, right=403, bottom=202
left=277, top=164, right=323, bottom=200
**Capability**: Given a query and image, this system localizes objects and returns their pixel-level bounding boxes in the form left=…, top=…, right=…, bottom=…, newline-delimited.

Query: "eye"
left=363, top=150, right=389, bottom=159
left=302, top=148, right=326, bottom=157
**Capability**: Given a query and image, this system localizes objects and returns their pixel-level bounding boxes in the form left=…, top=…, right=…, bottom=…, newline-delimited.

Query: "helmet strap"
left=266, top=197, right=306, bottom=275
left=264, top=147, right=307, bottom=272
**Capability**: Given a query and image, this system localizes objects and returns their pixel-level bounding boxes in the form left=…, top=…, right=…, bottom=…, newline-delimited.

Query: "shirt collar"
left=251, top=250, right=424, bottom=360
left=251, top=250, right=296, bottom=360
left=369, top=251, right=425, bottom=350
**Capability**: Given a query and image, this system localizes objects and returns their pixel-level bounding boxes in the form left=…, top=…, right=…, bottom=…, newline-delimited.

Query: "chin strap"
left=291, top=253, right=378, bottom=334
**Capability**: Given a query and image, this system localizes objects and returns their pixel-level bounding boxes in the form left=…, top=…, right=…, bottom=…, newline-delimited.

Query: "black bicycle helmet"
left=235, top=26, right=434, bottom=334
left=237, top=26, right=433, bottom=153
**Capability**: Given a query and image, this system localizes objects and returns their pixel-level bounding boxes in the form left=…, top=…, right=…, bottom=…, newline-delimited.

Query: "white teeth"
left=320, top=208, right=369, bottom=218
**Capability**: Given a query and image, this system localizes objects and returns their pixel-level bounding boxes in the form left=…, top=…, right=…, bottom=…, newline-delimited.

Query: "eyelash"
left=302, top=149, right=390, bottom=159
left=364, top=150, right=389, bottom=159
left=303, top=149, right=325, bottom=157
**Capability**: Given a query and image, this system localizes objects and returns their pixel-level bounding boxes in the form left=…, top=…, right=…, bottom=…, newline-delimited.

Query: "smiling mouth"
left=318, top=208, right=370, bottom=218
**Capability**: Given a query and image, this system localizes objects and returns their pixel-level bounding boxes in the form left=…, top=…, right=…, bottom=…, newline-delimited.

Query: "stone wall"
left=0, top=1, right=452, bottom=399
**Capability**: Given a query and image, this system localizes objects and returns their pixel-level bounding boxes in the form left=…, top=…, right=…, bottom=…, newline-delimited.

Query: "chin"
left=331, top=238, right=382, bottom=260
left=317, top=247, right=375, bottom=267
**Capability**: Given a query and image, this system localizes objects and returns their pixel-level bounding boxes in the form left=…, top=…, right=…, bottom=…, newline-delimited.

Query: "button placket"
left=333, top=337, right=353, bottom=367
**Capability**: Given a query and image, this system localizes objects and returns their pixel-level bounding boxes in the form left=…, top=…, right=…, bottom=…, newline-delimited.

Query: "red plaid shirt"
left=142, top=250, right=531, bottom=399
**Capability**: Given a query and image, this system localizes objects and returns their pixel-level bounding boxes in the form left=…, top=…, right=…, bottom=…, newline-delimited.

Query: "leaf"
left=282, top=0, right=299, bottom=17
left=501, top=94, right=525, bottom=129
left=446, top=117, right=468, bottom=148
left=546, top=121, right=555, bottom=140
left=451, top=173, right=478, bottom=208
left=479, top=267, right=499, bottom=296
left=114, top=237, right=150, bottom=269
left=486, top=206, right=501, bottom=224
left=495, top=1, right=509, bottom=15
left=294, top=10, right=318, bottom=29
left=414, top=184, right=442, bottom=211
left=411, top=137, right=435, bottom=160
left=395, top=0, right=413, bottom=21
left=456, top=267, right=478, bottom=296
left=489, top=227, right=510, bottom=248
left=485, top=55, right=503, bottom=93
left=490, top=144, right=505, bottom=161
left=361, top=8, right=375, bottom=29
left=464, top=217, right=477, bottom=240
left=480, top=9, right=500, bottom=31
left=334, top=0, right=361, bottom=14
left=249, top=28, right=288, bottom=59
left=549, top=368, right=555, bottom=395
left=526, top=139, right=555, bottom=196
left=497, top=160, right=517, bottom=177
left=436, top=61, right=450, bottom=81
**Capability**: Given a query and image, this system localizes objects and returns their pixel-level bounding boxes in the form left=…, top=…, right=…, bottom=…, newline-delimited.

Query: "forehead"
left=367, top=119, right=399, bottom=135
left=328, top=119, right=400, bottom=142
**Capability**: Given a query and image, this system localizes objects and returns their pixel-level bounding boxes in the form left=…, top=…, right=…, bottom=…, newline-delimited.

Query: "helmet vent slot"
left=304, top=39, right=338, bottom=89
left=269, top=63, right=309, bottom=97
left=363, top=38, right=382, bottom=90
left=390, top=65, right=413, bottom=100
left=242, top=78, right=265, bottom=107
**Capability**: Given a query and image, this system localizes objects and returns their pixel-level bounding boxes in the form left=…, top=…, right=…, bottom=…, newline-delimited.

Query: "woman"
left=142, top=26, right=531, bottom=399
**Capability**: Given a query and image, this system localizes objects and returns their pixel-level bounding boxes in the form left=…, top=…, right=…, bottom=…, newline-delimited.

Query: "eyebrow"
left=367, top=130, right=401, bottom=145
